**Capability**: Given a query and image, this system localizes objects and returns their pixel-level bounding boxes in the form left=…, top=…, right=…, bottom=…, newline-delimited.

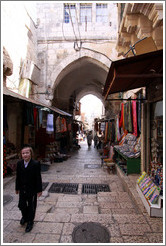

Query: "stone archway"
left=50, top=49, right=111, bottom=91
left=51, top=53, right=110, bottom=112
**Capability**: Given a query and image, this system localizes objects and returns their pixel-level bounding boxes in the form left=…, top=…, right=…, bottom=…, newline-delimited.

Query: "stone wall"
left=36, top=2, right=118, bottom=97
left=2, top=2, right=38, bottom=91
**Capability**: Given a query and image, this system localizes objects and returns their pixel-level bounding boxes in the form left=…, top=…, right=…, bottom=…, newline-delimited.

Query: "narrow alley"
left=3, top=140, right=163, bottom=244
left=2, top=3, right=164, bottom=244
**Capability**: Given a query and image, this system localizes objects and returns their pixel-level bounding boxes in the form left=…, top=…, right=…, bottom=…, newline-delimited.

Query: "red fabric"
left=105, top=122, right=108, bottom=142
left=132, top=101, right=137, bottom=136
left=33, top=108, right=38, bottom=127
left=119, top=103, right=124, bottom=128
left=61, top=118, right=67, bottom=132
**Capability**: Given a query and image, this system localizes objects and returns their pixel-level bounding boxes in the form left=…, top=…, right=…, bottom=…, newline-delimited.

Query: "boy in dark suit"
left=15, top=145, right=42, bottom=232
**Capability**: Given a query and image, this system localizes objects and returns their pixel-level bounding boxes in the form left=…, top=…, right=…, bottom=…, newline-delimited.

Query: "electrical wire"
left=81, top=46, right=113, bottom=62
left=62, top=3, right=113, bottom=61
left=68, top=4, right=78, bottom=43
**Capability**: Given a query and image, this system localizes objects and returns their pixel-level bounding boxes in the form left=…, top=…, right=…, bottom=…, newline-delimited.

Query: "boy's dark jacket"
left=16, top=159, right=42, bottom=195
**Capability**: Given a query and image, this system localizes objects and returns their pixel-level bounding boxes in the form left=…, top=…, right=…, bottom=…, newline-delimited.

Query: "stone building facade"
left=2, top=2, right=163, bottom=116
left=2, top=2, right=39, bottom=91
left=2, top=2, right=119, bottom=116
left=116, top=3, right=163, bottom=57
left=36, top=2, right=118, bottom=113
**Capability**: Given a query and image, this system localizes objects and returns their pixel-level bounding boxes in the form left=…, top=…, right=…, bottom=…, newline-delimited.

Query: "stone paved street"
left=3, top=141, right=163, bottom=244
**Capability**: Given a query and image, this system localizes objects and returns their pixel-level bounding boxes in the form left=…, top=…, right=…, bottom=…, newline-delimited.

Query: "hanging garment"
left=61, top=118, right=67, bottom=132
left=107, top=121, right=111, bottom=141
left=119, top=103, right=124, bottom=130
left=116, top=116, right=121, bottom=142
left=137, top=94, right=141, bottom=133
left=46, top=114, right=54, bottom=133
left=105, top=122, right=108, bottom=142
left=132, top=101, right=138, bottom=137
left=38, top=109, right=43, bottom=127
left=56, top=116, right=61, bottom=133
left=124, top=103, right=129, bottom=131
left=128, top=101, right=133, bottom=133
left=24, top=102, right=34, bottom=126
left=33, top=108, right=38, bottom=128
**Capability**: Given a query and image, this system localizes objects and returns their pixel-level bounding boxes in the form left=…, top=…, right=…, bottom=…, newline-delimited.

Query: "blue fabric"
left=46, top=114, right=54, bottom=133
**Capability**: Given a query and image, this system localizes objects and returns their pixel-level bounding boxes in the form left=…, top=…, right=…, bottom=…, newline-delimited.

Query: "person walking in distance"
left=15, top=145, right=42, bottom=232
left=87, top=131, right=93, bottom=148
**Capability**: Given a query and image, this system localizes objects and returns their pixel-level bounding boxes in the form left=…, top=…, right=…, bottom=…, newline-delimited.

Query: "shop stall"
left=102, top=49, right=163, bottom=213
left=3, top=87, right=72, bottom=176
left=102, top=50, right=163, bottom=175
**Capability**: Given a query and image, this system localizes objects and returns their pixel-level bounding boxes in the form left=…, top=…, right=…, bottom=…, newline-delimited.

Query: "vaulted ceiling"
left=52, top=57, right=109, bottom=112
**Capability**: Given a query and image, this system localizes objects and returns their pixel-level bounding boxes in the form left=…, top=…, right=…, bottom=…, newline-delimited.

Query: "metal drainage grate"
left=72, top=222, right=110, bottom=243
left=3, top=195, right=13, bottom=206
left=42, top=182, right=49, bottom=191
left=48, top=183, right=78, bottom=194
left=82, top=184, right=110, bottom=194
left=84, top=164, right=101, bottom=169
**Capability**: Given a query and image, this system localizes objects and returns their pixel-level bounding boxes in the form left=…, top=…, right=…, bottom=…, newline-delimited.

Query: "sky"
left=80, top=94, right=103, bottom=118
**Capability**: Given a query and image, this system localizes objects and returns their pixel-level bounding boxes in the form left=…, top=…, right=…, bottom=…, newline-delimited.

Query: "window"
left=96, top=3, right=108, bottom=23
left=80, top=4, right=92, bottom=23
left=64, top=4, right=76, bottom=23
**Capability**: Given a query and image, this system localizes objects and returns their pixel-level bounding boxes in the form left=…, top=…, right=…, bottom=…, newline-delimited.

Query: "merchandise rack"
left=136, top=183, right=163, bottom=217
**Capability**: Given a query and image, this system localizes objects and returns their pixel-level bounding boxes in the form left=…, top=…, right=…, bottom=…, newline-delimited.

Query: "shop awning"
left=103, top=50, right=163, bottom=99
left=3, top=87, right=72, bottom=116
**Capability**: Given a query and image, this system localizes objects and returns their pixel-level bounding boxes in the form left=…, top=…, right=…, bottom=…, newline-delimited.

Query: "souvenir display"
left=137, top=172, right=162, bottom=205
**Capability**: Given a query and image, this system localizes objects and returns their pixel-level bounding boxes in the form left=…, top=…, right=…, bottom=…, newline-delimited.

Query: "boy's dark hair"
left=21, top=144, right=34, bottom=158
left=21, top=144, right=31, bottom=150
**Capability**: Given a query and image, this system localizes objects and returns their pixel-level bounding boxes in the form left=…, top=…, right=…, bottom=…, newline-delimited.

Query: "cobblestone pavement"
left=3, top=141, right=163, bottom=244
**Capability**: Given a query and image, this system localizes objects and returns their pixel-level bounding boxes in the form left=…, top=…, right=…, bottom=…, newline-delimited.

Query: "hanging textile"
left=137, top=94, right=141, bottom=133
left=128, top=101, right=133, bottom=133
left=132, top=100, right=138, bottom=137
left=119, top=103, right=124, bottom=129
left=56, top=116, right=61, bottom=133
left=33, top=108, right=38, bottom=127
left=23, top=102, right=34, bottom=126
left=124, top=103, right=128, bottom=131
left=38, top=109, right=43, bottom=127
left=105, top=121, right=108, bottom=142
left=46, top=114, right=54, bottom=133
left=116, top=116, right=121, bottom=142
left=61, top=118, right=67, bottom=132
